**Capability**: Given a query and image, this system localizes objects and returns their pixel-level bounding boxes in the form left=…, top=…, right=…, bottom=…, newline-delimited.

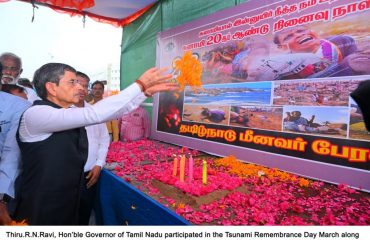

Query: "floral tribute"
left=106, top=139, right=370, bottom=225
left=214, top=155, right=311, bottom=187
left=173, top=51, right=203, bottom=93
left=153, top=162, right=243, bottom=196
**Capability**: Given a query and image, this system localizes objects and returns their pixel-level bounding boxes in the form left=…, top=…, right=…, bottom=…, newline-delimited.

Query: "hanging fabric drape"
left=1, top=0, right=157, bottom=27
left=25, top=0, right=95, bottom=11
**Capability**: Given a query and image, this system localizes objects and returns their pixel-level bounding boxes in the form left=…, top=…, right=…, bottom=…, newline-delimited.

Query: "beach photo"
left=184, top=82, right=271, bottom=106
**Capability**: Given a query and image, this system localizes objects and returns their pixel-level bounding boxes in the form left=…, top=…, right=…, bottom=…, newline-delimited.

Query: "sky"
left=0, top=1, right=122, bottom=79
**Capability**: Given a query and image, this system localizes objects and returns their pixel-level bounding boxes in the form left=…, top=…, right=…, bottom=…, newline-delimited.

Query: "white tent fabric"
left=86, top=0, right=157, bottom=20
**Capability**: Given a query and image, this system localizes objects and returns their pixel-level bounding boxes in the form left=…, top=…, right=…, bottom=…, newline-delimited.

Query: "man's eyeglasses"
left=66, top=79, right=82, bottom=86
left=64, top=79, right=88, bottom=88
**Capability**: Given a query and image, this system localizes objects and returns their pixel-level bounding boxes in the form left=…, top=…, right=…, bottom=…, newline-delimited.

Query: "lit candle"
left=179, top=155, right=185, bottom=182
left=202, top=160, right=207, bottom=185
left=172, top=157, right=178, bottom=176
left=188, top=155, right=194, bottom=182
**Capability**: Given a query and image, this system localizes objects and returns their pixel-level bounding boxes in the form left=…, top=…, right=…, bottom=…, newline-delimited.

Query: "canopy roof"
left=5, top=0, right=158, bottom=27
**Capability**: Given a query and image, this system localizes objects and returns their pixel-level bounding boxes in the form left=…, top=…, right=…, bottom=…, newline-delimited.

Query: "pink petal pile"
left=153, top=164, right=243, bottom=196
left=106, top=139, right=370, bottom=225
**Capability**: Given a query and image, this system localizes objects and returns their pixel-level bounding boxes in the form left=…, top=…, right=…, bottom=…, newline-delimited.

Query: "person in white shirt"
left=75, top=71, right=110, bottom=225
left=14, top=62, right=177, bottom=225
left=0, top=64, right=31, bottom=225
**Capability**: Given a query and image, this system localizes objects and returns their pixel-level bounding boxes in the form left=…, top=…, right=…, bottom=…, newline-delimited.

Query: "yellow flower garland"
left=214, top=155, right=311, bottom=187
left=174, top=51, right=203, bottom=93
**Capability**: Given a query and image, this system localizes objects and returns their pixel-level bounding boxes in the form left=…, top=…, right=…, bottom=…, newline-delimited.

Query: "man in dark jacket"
left=14, top=63, right=177, bottom=225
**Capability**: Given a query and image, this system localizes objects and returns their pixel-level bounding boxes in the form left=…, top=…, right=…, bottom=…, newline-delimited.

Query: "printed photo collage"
left=158, top=9, right=370, bottom=141
left=181, top=75, right=369, bottom=141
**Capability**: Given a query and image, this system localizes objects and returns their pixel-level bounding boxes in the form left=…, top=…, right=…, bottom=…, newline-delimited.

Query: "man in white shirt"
left=0, top=64, right=31, bottom=225
left=14, top=62, right=177, bottom=225
left=75, top=71, right=110, bottom=225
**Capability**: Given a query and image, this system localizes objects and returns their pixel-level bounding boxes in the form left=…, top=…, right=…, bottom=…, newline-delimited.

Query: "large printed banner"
left=153, top=0, right=370, bottom=190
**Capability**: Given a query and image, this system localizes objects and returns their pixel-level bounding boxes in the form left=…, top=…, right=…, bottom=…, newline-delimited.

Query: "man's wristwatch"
left=0, top=193, right=10, bottom=205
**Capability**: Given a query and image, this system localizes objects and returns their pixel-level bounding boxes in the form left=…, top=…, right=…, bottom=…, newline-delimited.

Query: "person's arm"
left=0, top=101, right=30, bottom=198
left=95, top=123, right=110, bottom=168
left=86, top=123, right=110, bottom=189
left=0, top=125, right=22, bottom=199
left=0, top=100, right=30, bottom=225
left=20, top=83, right=143, bottom=140
left=20, top=67, right=177, bottom=141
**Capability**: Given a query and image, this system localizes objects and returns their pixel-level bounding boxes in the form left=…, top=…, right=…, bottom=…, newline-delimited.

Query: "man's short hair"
left=1, top=84, right=25, bottom=95
left=91, top=80, right=105, bottom=90
left=76, top=71, right=90, bottom=82
left=0, top=52, right=22, bottom=70
left=33, top=63, right=76, bottom=100
left=18, top=78, right=33, bottom=88
left=0, top=63, right=2, bottom=79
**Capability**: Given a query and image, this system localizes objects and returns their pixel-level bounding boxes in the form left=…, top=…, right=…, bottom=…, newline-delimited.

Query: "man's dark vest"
left=15, top=100, right=88, bottom=225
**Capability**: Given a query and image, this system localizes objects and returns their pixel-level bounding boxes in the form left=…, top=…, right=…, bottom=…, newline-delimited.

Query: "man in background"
left=119, top=106, right=150, bottom=142
left=1, top=84, right=27, bottom=100
left=17, top=78, right=33, bottom=89
left=0, top=64, right=31, bottom=225
left=90, top=81, right=119, bottom=142
left=0, top=52, right=39, bottom=102
left=0, top=52, right=22, bottom=84
left=75, top=71, right=110, bottom=225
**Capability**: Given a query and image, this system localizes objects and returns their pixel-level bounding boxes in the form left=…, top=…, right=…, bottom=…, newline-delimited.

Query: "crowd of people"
left=0, top=52, right=178, bottom=225
left=273, top=80, right=357, bottom=107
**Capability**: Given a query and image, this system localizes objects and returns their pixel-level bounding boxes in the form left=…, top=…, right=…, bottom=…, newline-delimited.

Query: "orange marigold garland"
left=173, top=51, right=203, bottom=93
left=214, top=155, right=311, bottom=186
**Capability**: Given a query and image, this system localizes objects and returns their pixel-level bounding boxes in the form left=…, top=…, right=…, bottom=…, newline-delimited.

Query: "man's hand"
left=145, top=82, right=179, bottom=96
left=137, top=67, right=176, bottom=90
left=86, top=166, right=102, bottom=189
left=0, top=202, right=11, bottom=225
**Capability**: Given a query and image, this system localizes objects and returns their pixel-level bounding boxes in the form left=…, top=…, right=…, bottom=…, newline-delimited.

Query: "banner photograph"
left=153, top=0, right=370, bottom=189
